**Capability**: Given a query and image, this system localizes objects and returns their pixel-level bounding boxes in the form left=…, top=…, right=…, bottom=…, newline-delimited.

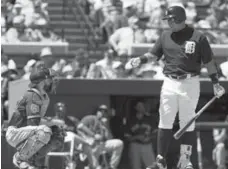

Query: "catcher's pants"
left=129, top=142, right=155, bottom=169
left=159, top=76, right=200, bottom=131
left=6, top=125, right=52, bottom=161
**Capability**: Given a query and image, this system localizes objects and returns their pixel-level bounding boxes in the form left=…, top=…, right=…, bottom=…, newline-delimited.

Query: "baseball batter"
left=5, top=65, right=64, bottom=169
left=126, top=6, right=226, bottom=169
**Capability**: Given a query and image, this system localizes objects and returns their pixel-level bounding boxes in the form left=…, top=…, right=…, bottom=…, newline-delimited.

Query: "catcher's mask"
left=30, top=67, right=59, bottom=94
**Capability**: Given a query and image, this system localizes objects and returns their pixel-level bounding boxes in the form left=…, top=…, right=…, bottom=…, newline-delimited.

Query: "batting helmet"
left=162, top=6, right=186, bottom=23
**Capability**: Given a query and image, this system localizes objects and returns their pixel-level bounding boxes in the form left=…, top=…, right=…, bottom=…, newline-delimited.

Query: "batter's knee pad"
left=17, top=125, right=52, bottom=161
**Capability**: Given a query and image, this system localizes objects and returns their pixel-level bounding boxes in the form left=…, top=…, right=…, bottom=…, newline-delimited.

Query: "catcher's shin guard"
left=17, top=125, right=52, bottom=161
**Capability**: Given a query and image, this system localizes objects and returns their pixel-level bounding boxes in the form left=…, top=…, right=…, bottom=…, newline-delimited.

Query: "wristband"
left=139, top=55, right=148, bottom=64
left=209, top=73, right=219, bottom=84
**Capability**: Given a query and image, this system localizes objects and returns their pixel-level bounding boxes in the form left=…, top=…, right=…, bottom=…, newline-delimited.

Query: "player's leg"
left=128, top=143, right=142, bottom=169
left=148, top=78, right=179, bottom=169
left=10, top=125, right=52, bottom=169
left=178, top=77, right=200, bottom=169
left=141, top=143, right=156, bottom=168
left=104, top=139, right=124, bottom=169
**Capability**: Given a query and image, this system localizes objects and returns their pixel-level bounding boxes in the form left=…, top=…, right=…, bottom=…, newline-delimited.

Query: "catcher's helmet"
left=162, top=6, right=186, bottom=23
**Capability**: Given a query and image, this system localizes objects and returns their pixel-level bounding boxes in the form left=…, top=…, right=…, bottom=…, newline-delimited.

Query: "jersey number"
left=185, top=41, right=196, bottom=54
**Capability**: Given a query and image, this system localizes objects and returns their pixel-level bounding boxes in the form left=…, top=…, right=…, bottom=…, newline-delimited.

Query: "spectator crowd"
left=82, top=0, right=228, bottom=45
left=1, top=0, right=61, bottom=42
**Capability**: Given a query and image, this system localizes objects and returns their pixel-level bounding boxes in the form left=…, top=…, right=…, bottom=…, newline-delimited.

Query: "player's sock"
left=177, top=132, right=195, bottom=169
left=177, top=144, right=193, bottom=169
left=157, top=128, right=173, bottom=158
left=181, top=131, right=195, bottom=146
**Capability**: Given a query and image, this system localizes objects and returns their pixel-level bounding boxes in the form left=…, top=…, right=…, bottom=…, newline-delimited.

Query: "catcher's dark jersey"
left=150, top=25, right=214, bottom=76
left=8, top=88, right=50, bottom=127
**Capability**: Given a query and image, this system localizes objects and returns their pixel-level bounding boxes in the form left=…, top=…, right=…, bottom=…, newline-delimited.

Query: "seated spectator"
left=1, top=67, right=19, bottom=121
left=122, top=1, right=138, bottom=18
left=125, top=101, right=156, bottom=169
left=1, top=50, right=17, bottom=75
left=22, top=59, right=37, bottom=80
left=212, top=115, right=228, bottom=169
left=146, top=3, right=167, bottom=42
left=138, top=0, right=166, bottom=16
left=135, top=61, right=164, bottom=79
left=205, top=8, right=219, bottom=28
left=102, top=0, right=122, bottom=17
left=109, top=16, right=146, bottom=57
left=94, top=49, right=122, bottom=79
left=220, top=60, right=228, bottom=79
left=25, top=0, right=49, bottom=27
left=52, top=58, right=67, bottom=75
left=33, top=19, right=61, bottom=42
left=185, top=2, right=197, bottom=25
left=39, top=47, right=55, bottom=68
left=77, top=105, right=124, bottom=169
left=62, top=49, right=90, bottom=79
left=12, top=2, right=25, bottom=18
left=5, top=15, right=35, bottom=42
left=112, top=61, right=128, bottom=78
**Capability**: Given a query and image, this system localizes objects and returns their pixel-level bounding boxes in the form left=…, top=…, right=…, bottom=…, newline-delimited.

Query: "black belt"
left=165, top=74, right=198, bottom=80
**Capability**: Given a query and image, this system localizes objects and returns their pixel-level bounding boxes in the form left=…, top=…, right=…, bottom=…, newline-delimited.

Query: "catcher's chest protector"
left=8, top=88, right=50, bottom=127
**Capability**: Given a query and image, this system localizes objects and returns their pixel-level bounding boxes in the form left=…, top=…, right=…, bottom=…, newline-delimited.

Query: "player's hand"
left=125, top=57, right=141, bottom=70
left=213, top=83, right=225, bottom=98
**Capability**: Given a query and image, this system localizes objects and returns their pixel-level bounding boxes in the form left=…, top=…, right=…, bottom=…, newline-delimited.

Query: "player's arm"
left=200, top=36, right=225, bottom=98
left=125, top=36, right=163, bottom=69
left=109, top=29, right=121, bottom=52
left=77, top=117, right=96, bottom=137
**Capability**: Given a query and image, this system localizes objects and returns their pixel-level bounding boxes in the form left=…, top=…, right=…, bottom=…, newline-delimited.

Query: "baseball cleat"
left=177, top=160, right=193, bottom=169
left=146, top=155, right=167, bottom=169
left=13, top=153, right=35, bottom=169
left=185, top=162, right=193, bottom=169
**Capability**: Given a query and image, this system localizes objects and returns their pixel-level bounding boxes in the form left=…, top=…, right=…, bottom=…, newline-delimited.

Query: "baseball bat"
left=173, top=96, right=217, bottom=140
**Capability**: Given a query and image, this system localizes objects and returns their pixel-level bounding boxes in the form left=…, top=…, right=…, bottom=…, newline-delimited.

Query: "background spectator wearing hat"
left=122, top=0, right=138, bottom=18
left=61, top=49, right=90, bottom=79
left=39, top=47, right=55, bottom=68
left=93, top=49, right=122, bottom=79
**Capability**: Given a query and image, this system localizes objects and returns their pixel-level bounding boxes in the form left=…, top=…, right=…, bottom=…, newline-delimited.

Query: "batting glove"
left=125, top=57, right=141, bottom=70
left=213, top=83, right=225, bottom=98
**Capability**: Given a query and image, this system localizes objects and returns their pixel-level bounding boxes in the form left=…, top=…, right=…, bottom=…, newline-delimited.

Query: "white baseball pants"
left=158, top=76, right=200, bottom=131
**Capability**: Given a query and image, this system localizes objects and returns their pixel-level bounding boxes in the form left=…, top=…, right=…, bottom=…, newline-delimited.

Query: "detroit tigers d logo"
left=185, top=41, right=196, bottom=54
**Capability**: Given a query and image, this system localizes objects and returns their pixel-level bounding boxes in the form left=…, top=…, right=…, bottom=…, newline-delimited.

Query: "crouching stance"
left=5, top=66, right=64, bottom=169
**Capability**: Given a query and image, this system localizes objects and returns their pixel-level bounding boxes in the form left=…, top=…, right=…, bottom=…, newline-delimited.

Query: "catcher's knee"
left=36, top=125, right=52, bottom=144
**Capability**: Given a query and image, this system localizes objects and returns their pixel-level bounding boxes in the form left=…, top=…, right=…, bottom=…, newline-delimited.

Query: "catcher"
left=5, top=64, right=65, bottom=169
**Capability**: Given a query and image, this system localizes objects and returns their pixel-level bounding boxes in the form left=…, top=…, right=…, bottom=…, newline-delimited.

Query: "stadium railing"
left=1, top=42, right=69, bottom=54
